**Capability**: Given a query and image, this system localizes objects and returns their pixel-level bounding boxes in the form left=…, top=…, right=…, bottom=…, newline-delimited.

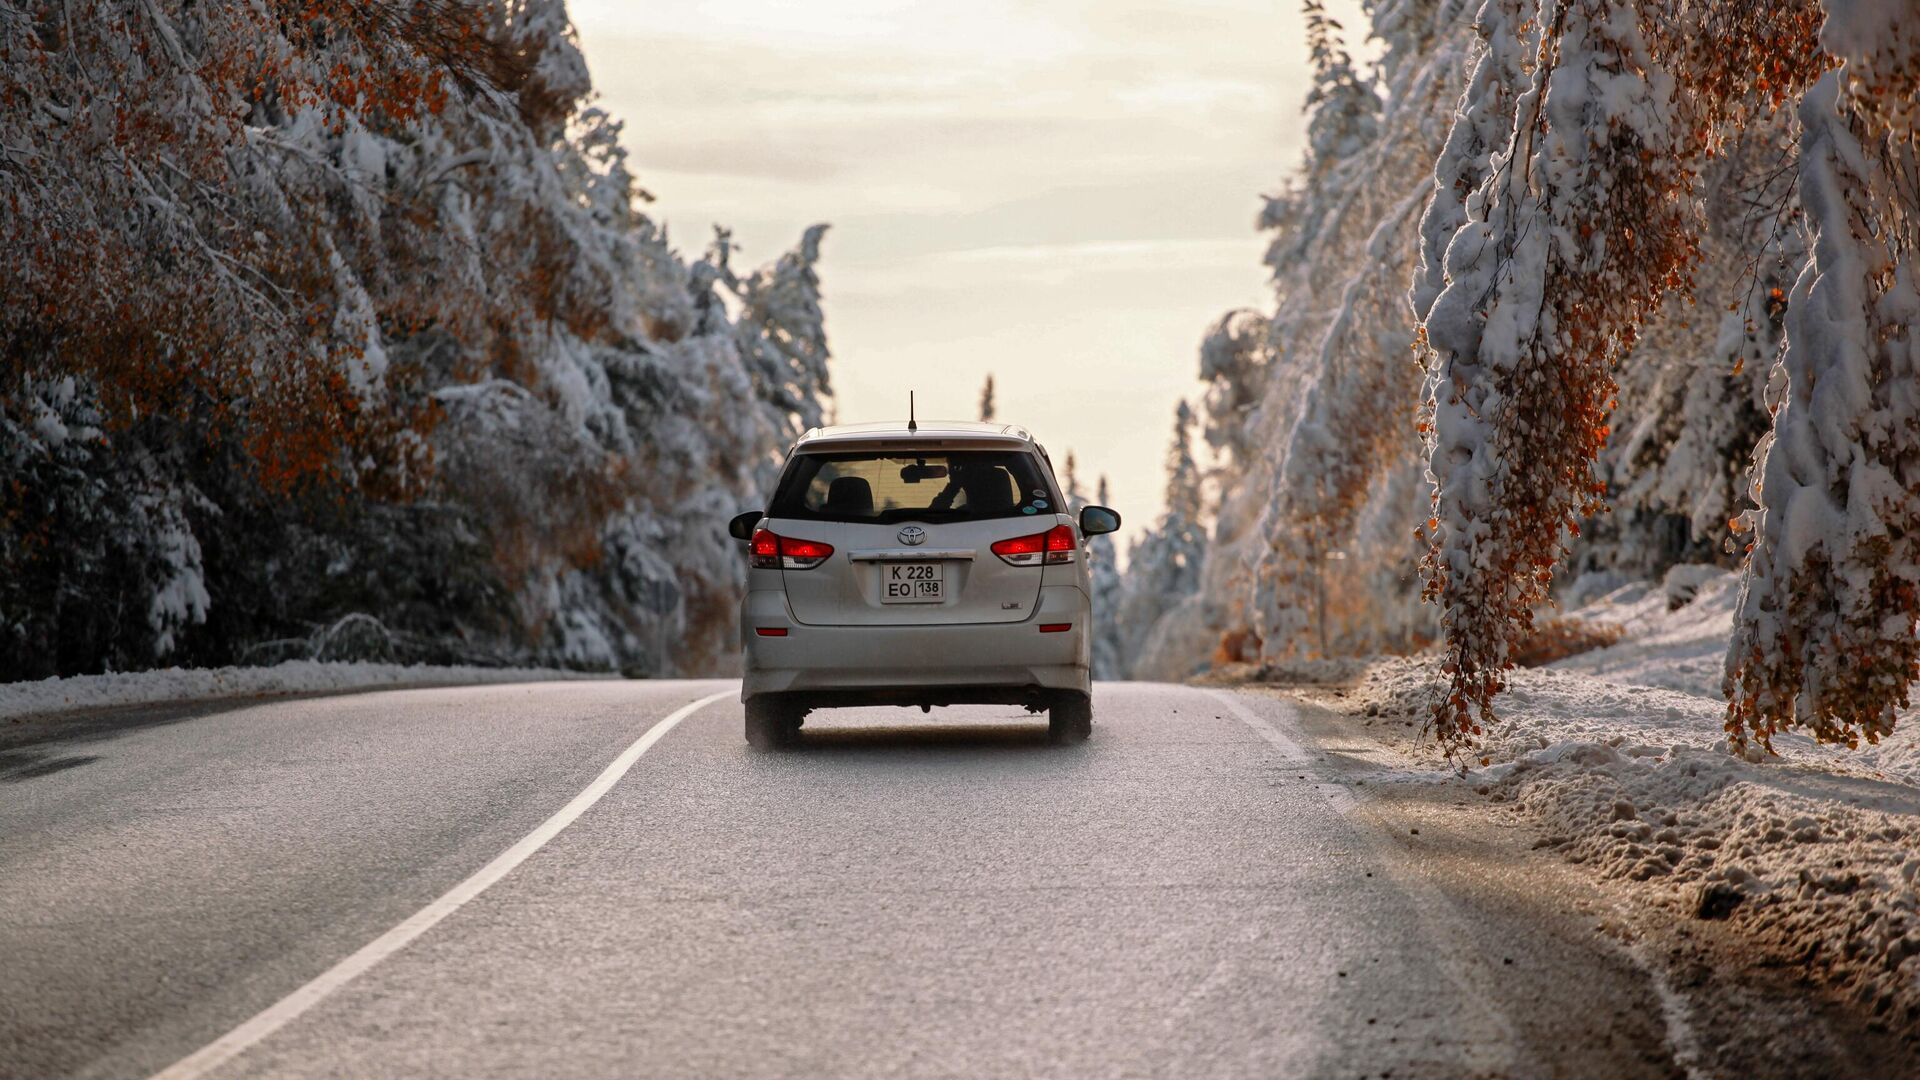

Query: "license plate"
left=881, top=561, right=944, bottom=603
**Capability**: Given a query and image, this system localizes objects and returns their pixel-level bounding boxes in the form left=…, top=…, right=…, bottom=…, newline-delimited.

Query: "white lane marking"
left=1204, top=686, right=1311, bottom=761
left=149, top=686, right=736, bottom=1080
left=1609, top=903, right=1708, bottom=1079
left=1203, top=686, right=1359, bottom=811
left=1202, top=685, right=1519, bottom=1072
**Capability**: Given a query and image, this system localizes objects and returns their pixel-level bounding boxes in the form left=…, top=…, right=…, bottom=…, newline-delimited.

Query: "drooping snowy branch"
left=1409, top=0, right=1534, bottom=328
left=1725, top=68, right=1920, bottom=751
left=1416, top=0, right=1704, bottom=745
left=1138, top=0, right=1918, bottom=759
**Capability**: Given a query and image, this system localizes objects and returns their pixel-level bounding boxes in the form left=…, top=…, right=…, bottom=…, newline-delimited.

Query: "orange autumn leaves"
left=1414, top=0, right=1836, bottom=750
left=1, top=1, right=528, bottom=497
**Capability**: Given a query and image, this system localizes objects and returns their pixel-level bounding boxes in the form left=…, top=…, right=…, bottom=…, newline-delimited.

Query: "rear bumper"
left=741, top=585, right=1091, bottom=703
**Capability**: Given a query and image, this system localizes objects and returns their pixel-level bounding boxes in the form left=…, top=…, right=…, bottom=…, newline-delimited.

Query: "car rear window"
left=770, top=450, right=1057, bottom=524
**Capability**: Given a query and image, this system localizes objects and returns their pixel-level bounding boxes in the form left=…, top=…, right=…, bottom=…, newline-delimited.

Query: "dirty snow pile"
left=1353, top=570, right=1920, bottom=1031
left=0, top=662, right=610, bottom=722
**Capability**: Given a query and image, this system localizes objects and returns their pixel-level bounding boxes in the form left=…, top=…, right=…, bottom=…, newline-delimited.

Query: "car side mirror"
left=1080, top=505, right=1121, bottom=537
left=728, top=511, right=762, bottom=542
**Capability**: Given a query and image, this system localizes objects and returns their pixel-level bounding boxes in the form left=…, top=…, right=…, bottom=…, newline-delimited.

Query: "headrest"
left=824, top=475, right=874, bottom=515
left=967, top=468, right=1015, bottom=513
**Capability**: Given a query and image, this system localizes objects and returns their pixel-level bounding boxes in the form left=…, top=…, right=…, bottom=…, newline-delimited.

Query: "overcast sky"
left=567, top=0, right=1365, bottom=552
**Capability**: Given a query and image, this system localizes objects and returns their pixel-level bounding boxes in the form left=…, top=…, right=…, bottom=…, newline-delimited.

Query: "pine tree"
left=1268, top=1, right=1383, bottom=268
left=1089, top=475, right=1126, bottom=679
left=1063, top=451, right=1088, bottom=514
left=1301, top=1, right=1380, bottom=181
left=725, top=224, right=835, bottom=441
left=1163, top=401, right=1207, bottom=596
left=1115, top=402, right=1209, bottom=670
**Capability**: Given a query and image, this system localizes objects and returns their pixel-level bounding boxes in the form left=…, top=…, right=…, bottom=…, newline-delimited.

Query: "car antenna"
left=907, top=391, right=917, bottom=433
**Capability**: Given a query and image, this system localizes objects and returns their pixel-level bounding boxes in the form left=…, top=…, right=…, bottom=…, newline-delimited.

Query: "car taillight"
left=991, top=523, right=1076, bottom=566
left=781, top=537, right=835, bottom=566
left=750, top=529, right=779, bottom=568
left=750, top=528, right=834, bottom=570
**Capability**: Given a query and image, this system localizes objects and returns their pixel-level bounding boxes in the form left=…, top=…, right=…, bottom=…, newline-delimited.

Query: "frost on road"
left=0, top=682, right=1689, bottom=1079
left=7, top=0, right=1920, bottom=1075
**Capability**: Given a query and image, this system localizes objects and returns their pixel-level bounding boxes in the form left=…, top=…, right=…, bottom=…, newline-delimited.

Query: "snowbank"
left=0, top=662, right=613, bottom=722
left=1347, top=571, right=1920, bottom=1031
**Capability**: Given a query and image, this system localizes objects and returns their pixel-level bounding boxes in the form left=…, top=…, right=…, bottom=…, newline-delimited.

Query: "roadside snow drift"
left=0, top=663, right=611, bottom=722
left=1352, top=572, right=1920, bottom=1032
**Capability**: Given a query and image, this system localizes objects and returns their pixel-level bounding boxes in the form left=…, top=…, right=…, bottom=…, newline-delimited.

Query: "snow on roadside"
left=0, top=662, right=615, bottom=722
left=1347, top=570, right=1920, bottom=1034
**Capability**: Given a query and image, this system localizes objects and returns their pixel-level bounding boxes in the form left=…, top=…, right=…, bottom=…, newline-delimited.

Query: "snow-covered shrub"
left=1662, top=564, right=1726, bottom=612
left=1508, top=617, right=1624, bottom=668
left=0, top=381, right=206, bottom=676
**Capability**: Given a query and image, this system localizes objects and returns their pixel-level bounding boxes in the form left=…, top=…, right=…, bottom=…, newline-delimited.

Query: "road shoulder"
left=1256, top=678, right=1920, bottom=1076
left=1, top=661, right=614, bottom=723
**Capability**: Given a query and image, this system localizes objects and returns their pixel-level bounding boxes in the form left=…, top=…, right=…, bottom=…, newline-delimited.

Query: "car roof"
left=793, top=420, right=1037, bottom=453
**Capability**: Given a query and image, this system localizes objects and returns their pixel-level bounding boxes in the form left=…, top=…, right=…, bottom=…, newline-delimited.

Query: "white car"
left=729, top=420, right=1121, bottom=748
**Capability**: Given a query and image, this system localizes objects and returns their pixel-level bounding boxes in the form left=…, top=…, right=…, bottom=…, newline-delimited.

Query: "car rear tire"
left=745, top=697, right=802, bottom=749
left=1048, top=693, right=1092, bottom=744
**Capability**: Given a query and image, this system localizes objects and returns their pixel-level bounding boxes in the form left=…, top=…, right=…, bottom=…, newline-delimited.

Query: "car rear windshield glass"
left=771, top=450, right=1056, bottom=524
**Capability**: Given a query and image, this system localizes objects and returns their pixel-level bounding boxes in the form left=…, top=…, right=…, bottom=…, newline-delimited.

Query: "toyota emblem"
left=898, top=526, right=927, bottom=546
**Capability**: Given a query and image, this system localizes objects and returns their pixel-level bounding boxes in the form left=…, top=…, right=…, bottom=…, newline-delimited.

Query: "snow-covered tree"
left=1165, top=0, right=1907, bottom=758
left=1198, top=310, right=1272, bottom=464
left=1117, top=402, right=1209, bottom=672
left=1055, top=449, right=1124, bottom=676
left=1726, top=56, right=1920, bottom=752
left=0, top=0, right=832, bottom=679
left=1600, top=125, right=1802, bottom=577
left=720, top=223, right=835, bottom=442
left=1414, top=0, right=1706, bottom=744
left=1062, top=451, right=1088, bottom=514
left=1266, top=1, right=1382, bottom=272
left=1089, top=475, right=1125, bottom=679
left=1158, top=0, right=1462, bottom=676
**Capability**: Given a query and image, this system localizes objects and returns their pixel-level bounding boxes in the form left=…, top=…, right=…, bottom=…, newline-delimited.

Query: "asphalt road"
left=1, top=681, right=1686, bottom=1079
